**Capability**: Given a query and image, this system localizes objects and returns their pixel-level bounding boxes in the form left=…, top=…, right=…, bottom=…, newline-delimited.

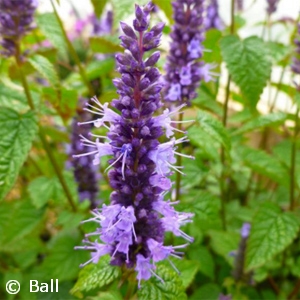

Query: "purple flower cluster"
left=66, top=99, right=100, bottom=208
left=164, top=0, right=216, bottom=105
left=75, top=3, right=194, bottom=286
left=204, top=0, right=223, bottom=31
left=292, top=22, right=300, bottom=90
left=0, top=0, right=37, bottom=57
left=92, top=10, right=113, bottom=36
left=232, top=223, right=251, bottom=282
left=266, top=0, right=280, bottom=15
left=236, top=0, right=243, bottom=12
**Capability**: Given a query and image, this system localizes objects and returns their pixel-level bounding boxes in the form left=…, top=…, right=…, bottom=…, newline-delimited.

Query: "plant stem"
left=15, top=50, right=77, bottom=212
left=288, top=278, right=300, bottom=299
left=50, top=0, right=94, bottom=96
left=175, top=112, right=183, bottom=201
left=289, top=108, right=299, bottom=211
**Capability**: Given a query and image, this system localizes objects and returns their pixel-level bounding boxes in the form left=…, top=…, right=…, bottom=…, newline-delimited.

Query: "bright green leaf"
left=197, top=110, right=231, bottom=151
left=233, top=112, right=287, bottom=135
left=91, top=0, right=108, bottom=18
left=0, top=108, right=38, bottom=200
left=239, top=146, right=289, bottom=186
left=246, top=202, right=299, bottom=271
left=71, top=255, right=121, bottom=298
left=36, top=13, right=68, bottom=59
left=208, top=230, right=240, bottom=266
left=90, top=36, right=123, bottom=54
left=220, top=35, right=272, bottom=110
left=40, top=230, right=89, bottom=282
left=173, top=259, right=200, bottom=289
left=138, top=264, right=187, bottom=300
left=28, top=55, right=60, bottom=88
left=152, top=0, right=173, bottom=24
left=0, top=199, right=45, bottom=251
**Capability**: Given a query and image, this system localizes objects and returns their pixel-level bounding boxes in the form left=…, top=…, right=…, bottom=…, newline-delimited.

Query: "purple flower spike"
left=164, top=0, right=215, bottom=105
left=66, top=98, right=100, bottom=208
left=204, top=0, right=223, bottom=31
left=266, top=0, right=280, bottom=15
left=292, top=22, right=300, bottom=90
left=0, top=0, right=37, bottom=57
left=75, top=2, right=194, bottom=286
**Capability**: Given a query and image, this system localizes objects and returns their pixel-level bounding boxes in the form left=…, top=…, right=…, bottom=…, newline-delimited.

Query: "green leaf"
left=71, top=255, right=121, bottom=298
left=40, top=230, right=89, bottom=282
left=36, top=13, right=68, bottom=59
left=0, top=108, right=38, bottom=200
left=86, top=58, right=115, bottom=80
left=246, top=202, right=299, bottom=271
left=190, top=283, right=221, bottom=300
left=0, top=199, right=45, bottom=252
left=173, top=259, right=200, bottom=289
left=90, top=36, right=123, bottom=54
left=152, top=0, right=173, bottom=24
left=266, top=41, right=291, bottom=64
left=239, top=146, right=289, bottom=186
left=188, top=245, right=215, bottom=280
left=197, top=110, right=231, bottom=151
left=233, top=112, right=287, bottom=135
left=28, top=55, right=60, bottom=88
left=91, top=0, right=108, bottom=18
left=138, top=264, right=187, bottom=300
left=111, top=0, right=145, bottom=28
left=203, top=29, right=222, bottom=64
left=220, top=35, right=272, bottom=110
left=208, top=230, right=240, bottom=266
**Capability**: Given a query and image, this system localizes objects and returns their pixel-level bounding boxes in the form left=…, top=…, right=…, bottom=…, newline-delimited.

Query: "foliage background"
left=1, top=0, right=300, bottom=299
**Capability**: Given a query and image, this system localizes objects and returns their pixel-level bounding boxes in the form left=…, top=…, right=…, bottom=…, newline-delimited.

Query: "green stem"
left=289, top=108, right=299, bottom=211
left=50, top=0, right=94, bottom=96
left=175, top=112, right=183, bottom=201
left=15, top=50, right=77, bottom=212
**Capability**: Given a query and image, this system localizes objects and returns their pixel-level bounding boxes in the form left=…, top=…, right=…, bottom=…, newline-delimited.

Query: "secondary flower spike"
left=164, top=0, right=216, bottom=105
left=66, top=98, right=100, bottom=208
left=266, top=0, right=280, bottom=15
left=0, top=0, right=38, bottom=57
left=204, top=0, right=223, bottom=31
left=75, top=3, right=194, bottom=286
left=292, top=21, right=300, bottom=90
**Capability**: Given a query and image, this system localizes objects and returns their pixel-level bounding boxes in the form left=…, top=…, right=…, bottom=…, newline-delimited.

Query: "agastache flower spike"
left=204, top=0, right=223, bottom=31
left=75, top=3, right=194, bottom=286
left=266, top=0, right=280, bottom=16
left=164, top=0, right=216, bottom=105
left=292, top=21, right=300, bottom=90
left=0, top=0, right=38, bottom=57
left=66, top=99, right=100, bottom=208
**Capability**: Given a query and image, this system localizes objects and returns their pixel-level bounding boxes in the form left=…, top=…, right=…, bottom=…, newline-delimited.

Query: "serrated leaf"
left=0, top=108, right=38, bottom=200
left=90, top=36, right=123, bottom=54
left=239, top=146, right=289, bottom=186
left=220, top=35, right=272, bottom=110
left=246, top=202, right=299, bottom=271
left=28, top=55, right=60, bottom=88
left=152, top=0, right=173, bottom=24
left=197, top=110, right=231, bottom=151
left=36, top=13, right=67, bottom=59
left=0, top=199, right=45, bottom=251
left=91, top=0, right=108, bottom=18
left=138, top=264, right=187, bottom=300
left=71, top=255, right=121, bottom=298
left=233, top=112, right=287, bottom=135
left=266, top=41, right=291, bottom=64
left=40, top=230, right=89, bottom=282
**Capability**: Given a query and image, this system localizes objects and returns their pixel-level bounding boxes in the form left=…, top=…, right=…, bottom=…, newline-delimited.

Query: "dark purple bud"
left=122, top=74, right=135, bottom=87
left=149, top=22, right=165, bottom=36
left=120, top=21, right=137, bottom=39
left=145, top=51, right=160, bottom=67
left=139, top=77, right=151, bottom=90
left=131, top=108, right=140, bottom=119
left=143, top=31, right=154, bottom=44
